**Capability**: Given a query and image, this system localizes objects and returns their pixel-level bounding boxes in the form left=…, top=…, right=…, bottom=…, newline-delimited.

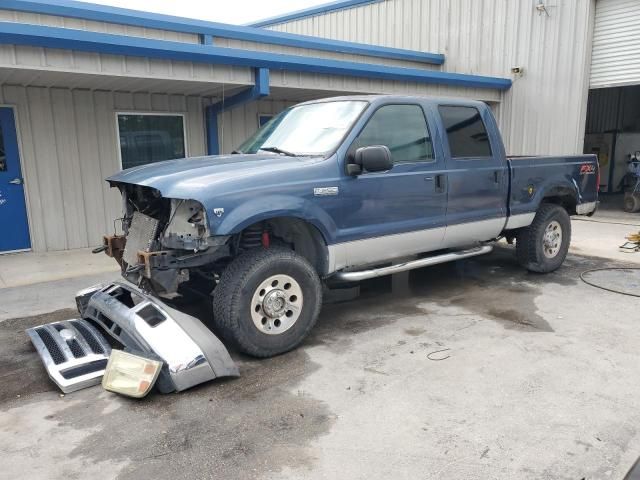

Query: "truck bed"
left=507, top=154, right=599, bottom=218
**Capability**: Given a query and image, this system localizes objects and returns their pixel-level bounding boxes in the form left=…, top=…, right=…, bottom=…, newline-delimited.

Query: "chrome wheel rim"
left=250, top=274, right=303, bottom=335
left=542, top=220, right=562, bottom=259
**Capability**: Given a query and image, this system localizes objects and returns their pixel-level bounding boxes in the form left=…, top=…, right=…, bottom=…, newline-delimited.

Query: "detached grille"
left=73, top=321, right=106, bottom=354
left=26, top=319, right=112, bottom=393
left=35, top=328, right=66, bottom=365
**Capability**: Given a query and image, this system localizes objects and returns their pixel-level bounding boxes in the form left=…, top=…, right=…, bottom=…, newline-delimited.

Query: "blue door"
left=333, top=103, right=447, bottom=267
left=0, top=107, right=31, bottom=252
left=435, top=104, right=508, bottom=247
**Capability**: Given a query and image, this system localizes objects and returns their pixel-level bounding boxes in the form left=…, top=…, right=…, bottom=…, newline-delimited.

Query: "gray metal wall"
left=0, top=9, right=254, bottom=90
left=0, top=85, right=207, bottom=251
left=0, top=84, right=310, bottom=252
left=268, top=0, right=597, bottom=156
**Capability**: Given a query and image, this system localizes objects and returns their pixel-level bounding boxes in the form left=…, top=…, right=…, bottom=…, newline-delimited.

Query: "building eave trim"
left=247, top=0, right=382, bottom=28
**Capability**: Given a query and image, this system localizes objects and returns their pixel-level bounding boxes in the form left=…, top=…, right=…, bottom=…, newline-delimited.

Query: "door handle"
left=9, top=178, right=23, bottom=185
left=424, top=176, right=434, bottom=181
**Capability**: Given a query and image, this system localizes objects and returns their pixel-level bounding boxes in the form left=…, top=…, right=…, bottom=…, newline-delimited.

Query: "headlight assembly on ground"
left=102, top=350, right=163, bottom=398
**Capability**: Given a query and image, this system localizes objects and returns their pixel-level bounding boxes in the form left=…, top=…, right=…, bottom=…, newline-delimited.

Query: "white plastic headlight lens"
left=102, top=350, right=162, bottom=398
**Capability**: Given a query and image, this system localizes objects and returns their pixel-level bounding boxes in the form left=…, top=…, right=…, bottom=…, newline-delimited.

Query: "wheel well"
left=542, top=188, right=577, bottom=215
left=237, top=217, right=329, bottom=275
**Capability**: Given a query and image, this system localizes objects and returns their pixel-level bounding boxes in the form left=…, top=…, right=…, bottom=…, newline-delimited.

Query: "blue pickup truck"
left=101, top=95, right=598, bottom=359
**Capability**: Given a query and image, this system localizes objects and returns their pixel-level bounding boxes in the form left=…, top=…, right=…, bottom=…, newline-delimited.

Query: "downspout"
left=206, top=67, right=270, bottom=155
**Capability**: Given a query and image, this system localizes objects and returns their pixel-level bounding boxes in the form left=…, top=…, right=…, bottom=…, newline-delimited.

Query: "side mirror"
left=351, top=145, right=393, bottom=174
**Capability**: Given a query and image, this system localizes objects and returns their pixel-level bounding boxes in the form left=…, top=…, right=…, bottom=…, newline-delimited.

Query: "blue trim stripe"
left=206, top=68, right=270, bottom=155
left=247, top=0, right=382, bottom=28
left=3, top=0, right=444, bottom=65
left=0, top=22, right=511, bottom=91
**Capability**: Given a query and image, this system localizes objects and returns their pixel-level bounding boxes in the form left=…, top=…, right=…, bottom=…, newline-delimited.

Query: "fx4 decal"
left=580, top=164, right=596, bottom=175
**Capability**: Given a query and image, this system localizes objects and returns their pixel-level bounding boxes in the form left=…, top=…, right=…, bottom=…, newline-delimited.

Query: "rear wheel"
left=516, top=203, right=571, bottom=273
left=212, top=247, right=322, bottom=358
left=623, top=193, right=640, bottom=213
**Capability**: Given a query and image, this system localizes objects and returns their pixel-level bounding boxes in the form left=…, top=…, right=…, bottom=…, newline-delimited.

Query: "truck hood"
left=107, top=153, right=323, bottom=198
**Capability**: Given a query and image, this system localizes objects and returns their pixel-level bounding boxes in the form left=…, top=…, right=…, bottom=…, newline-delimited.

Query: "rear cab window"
left=438, top=105, right=492, bottom=158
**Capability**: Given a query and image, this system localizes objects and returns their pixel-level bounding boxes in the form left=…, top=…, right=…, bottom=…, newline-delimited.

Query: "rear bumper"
left=76, top=282, right=238, bottom=392
left=576, top=201, right=598, bottom=215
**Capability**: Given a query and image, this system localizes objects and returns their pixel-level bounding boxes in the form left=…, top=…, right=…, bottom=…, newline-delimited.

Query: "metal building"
left=0, top=0, right=637, bottom=254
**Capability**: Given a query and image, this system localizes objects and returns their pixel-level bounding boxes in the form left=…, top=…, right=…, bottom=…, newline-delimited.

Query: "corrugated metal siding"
left=269, top=0, right=597, bottom=155
left=0, top=9, right=199, bottom=43
left=0, top=85, right=207, bottom=251
left=216, top=37, right=436, bottom=69
left=590, top=0, right=640, bottom=88
left=0, top=9, right=253, bottom=88
left=0, top=7, right=503, bottom=106
left=586, top=85, right=640, bottom=133
left=0, top=44, right=254, bottom=89
left=585, top=86, right=621, bottom=133
left=268, top=71, right=502, bottom=102
left=216, top=99, right=297, bottom=154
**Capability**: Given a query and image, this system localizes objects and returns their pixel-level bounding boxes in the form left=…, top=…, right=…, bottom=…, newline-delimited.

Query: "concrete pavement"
left=2, top=210, right=640, bottom=479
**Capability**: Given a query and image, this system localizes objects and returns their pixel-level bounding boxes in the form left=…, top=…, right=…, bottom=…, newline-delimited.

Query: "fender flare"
left=535, top=180, right=580, bottom=209
left=214, top=194, right=336, bottom=244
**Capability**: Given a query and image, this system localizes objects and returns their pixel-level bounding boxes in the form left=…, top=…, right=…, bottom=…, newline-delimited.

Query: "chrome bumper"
left=76, top=282, right=238, bottom=392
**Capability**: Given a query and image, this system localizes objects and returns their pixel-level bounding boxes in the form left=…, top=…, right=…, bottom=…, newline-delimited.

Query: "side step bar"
left=333, top=245, right=494, bottom=282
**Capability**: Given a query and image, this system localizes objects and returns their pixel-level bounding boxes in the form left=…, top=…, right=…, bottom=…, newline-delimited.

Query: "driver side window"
left=351, top=104, right=434, bottom=164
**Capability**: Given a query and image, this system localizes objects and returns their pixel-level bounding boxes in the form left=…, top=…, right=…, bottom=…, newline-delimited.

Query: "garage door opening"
left=584, top=85, right=640, bottom=199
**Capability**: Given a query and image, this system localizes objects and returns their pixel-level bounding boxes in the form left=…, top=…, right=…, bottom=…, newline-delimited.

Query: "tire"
left=212, top=247, right=322, bottom=358
left=623, top=194, right=640, bottom=213
left=515, top=203, right=571, bottom=273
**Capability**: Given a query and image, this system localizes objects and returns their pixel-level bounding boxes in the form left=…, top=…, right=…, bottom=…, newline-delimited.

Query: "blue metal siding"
left=3, top=0, right=444, bottom=65
left=0, top=22, right=511, bottom=91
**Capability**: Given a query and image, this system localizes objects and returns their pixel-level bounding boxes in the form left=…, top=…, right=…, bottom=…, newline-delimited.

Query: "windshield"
left=237, top=100, right=368, bottom=156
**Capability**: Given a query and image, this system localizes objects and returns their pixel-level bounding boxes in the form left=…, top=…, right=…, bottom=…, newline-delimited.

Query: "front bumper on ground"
left=76, top=282, right=239, bottom=392
left=27, top=281, right=238, bottom=395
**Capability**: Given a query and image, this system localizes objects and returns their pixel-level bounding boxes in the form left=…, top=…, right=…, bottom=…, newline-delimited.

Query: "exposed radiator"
left=123, top=211, right=160, bottom=266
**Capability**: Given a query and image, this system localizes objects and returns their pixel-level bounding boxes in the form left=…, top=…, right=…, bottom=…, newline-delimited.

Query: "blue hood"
left=107, top=154, right=322, bottom=199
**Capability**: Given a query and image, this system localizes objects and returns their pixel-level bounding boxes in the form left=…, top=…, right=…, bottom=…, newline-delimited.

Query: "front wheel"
left=515, top=203, right=571, bottom=273
left=212, top=247, right=322, bottom=358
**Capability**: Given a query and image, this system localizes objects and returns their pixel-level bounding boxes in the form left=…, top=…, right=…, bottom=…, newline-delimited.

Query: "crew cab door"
left=434, top=104, right=508, bottom=248
left=335, top=103, right=447, bottom=268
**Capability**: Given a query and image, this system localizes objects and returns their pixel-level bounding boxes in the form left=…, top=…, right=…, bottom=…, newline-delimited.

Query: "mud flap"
left=75, top=282, right=239, bottom=392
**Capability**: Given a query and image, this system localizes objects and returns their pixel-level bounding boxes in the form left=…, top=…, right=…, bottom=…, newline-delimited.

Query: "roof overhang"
left=0, top=22, right=512, bottom=91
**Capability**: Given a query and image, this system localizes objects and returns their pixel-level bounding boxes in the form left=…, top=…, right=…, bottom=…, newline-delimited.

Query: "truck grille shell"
left=26, top=319, right=112, bottom=393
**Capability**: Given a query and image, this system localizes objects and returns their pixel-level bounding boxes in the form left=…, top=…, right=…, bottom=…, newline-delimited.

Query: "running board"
left=332, top=245, right=494, bottom=282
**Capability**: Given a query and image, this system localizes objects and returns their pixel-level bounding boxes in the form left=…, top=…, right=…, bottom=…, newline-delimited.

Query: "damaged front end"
left=103, top=184, right=229, bottom=295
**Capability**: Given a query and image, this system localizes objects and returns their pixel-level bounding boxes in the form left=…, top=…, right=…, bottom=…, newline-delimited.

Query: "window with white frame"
left=117, top=113, right=186, bottom=170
